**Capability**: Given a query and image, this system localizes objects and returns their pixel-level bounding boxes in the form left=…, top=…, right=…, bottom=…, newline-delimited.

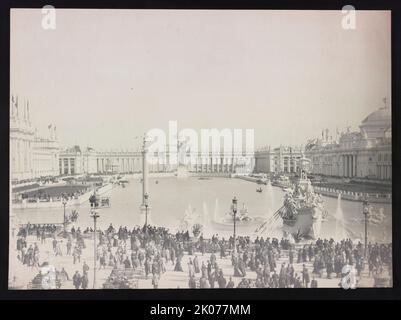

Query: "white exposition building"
left=10, top=95, right=59, bottom=182
left=304, top=103, right=391, bottom=182
left=58, top=147, right=255, bottom=175
left=253, top=104, right=391, bottom=183
left=10, top=96, right=391, bottom=183
left=254, top=146, right=304, bottom=174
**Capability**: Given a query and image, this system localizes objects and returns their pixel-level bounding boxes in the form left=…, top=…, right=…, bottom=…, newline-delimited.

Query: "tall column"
left=294, top=158, right=297, bottom=174
left=354, top=155, right=357, bottom=177
left=61, top=158, right=64, bottom=175
left=68, top=158, right=71, bottom=175
left=288, top=157, right=291, bottom=173
left=349, top=155, right=354, bottom=178
left=140, top=138, right=151, bottom=223
left=343, top=155, right=346, bottom=177
left=347, top=155, right=350, bottom=177
left=341, top=155, right=344, bottom=177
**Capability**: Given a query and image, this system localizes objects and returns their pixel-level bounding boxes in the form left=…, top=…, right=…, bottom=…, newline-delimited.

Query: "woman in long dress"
left=174, top=256, right=183, bottom=272
left=193, top=255, right=200, bottom=273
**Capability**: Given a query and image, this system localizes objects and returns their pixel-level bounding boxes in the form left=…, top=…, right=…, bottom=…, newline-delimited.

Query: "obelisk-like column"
left=140, top=136, right=151, bottom=225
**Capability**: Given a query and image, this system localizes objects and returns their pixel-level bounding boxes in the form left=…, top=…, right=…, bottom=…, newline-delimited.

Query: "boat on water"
left=256, top=187, right=263, bottom=193
left=278, top=157, right=325, bottom=240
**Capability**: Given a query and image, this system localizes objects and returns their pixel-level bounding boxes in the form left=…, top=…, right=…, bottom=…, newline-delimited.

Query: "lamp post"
left=362, top=198, right=370, bottom=259
left=89, top=191, right=99, bottom=289
left=62, top=197, right=67, bottom=236
left=144, top=193, right=149, bottom=234
left=232, top=196, right=238, bottom=254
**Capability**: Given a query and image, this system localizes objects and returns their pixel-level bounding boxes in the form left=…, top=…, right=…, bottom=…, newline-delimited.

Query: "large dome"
left=360, top=106, right=391, bottom=140
left=361, top=107, right=391, bottom=126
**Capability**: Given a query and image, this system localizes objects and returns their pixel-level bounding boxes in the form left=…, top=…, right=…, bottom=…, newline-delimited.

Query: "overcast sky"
left=10, top=9, right=391, bottom=150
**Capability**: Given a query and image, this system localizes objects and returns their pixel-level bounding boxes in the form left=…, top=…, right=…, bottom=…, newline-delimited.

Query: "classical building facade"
left=254, top=146, right=304, bottom=174
left=59, top=146, right=98, bottom=175
left=59, top=148, right=255, bottom=175
left=10, top=95, right=60, bottom=181
left=305, top=104, right=391, bottom=181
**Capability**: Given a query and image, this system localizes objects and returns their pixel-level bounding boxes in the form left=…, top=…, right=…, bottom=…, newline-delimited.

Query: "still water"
left=13, top=177, right=392, bottom=242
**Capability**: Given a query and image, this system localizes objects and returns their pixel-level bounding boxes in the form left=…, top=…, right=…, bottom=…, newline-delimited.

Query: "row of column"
left=377, top=165, right=392, bottom=180
left=97, top=157, right=142, bottom=173
left=190, top=157, right=253, bottom=173
left=11, top=137, right=33, bottom=179
left=94, top=156, right=253, bottom=174
left=342, top=154, right=357, bottom=178
left=277, top=156, right=298, bottom=173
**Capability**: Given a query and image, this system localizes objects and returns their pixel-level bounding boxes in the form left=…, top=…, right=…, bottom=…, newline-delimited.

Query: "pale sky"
left=10, top=9, right=391, bottom=150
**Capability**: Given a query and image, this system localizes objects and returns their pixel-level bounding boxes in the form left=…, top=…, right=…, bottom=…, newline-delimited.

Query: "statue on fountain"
left=176, top=137, right=190, bottom=178
left=278, top=155, right=325, bottom=240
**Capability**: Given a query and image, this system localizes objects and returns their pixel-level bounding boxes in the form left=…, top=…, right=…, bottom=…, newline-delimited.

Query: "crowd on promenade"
left=20, top=189, right=89, bottom=203
left=13, top=223, right=392, bottom=289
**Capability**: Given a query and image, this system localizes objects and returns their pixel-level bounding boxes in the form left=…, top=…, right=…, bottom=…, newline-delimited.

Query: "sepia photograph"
left=8, top=8, right=392, bottom=291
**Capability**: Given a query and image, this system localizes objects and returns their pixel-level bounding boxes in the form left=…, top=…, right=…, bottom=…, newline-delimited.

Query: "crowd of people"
left=21, top=189, right=89, bottom=203
left=13, top=223, right=392, bottom=289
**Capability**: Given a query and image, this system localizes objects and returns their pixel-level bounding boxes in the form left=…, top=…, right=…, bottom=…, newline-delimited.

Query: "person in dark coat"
left=199, top=276, right=209, bottom=288
left=289, top=248, right=294, bottom=265
left=226, top=276, right=235, bottom=288
left=188, top=275, right=197, bottom=289
left=83, top=261, right=90, bottom=274
left=81, top=271, right=89, bottom=289
left=302, top=265, right=310, bottom=288
left=217, top=270, right=227, bottom=288
left=72, top=271, right=82, bottom=289
left=124, top=257, right=131, bottom=268
left=174, top=256, right=183, bottom=272
left=310, top=276, right=318, bottom=288
left=193, top=255, right=200, bottom=273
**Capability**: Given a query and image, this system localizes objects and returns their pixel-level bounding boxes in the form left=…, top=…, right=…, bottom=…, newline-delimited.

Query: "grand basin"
left=13, top=176, right=392, bottom=242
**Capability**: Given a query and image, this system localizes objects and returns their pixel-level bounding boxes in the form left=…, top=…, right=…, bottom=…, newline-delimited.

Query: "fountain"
left=265, top=180, right=275, bottom=220
left=334, top=194, right=347, bottom=240
left=253, top=180, right=283, bottom=238
left=202, top=202, right=211, bottom=227
left=213, top=198, right=220, bottom=222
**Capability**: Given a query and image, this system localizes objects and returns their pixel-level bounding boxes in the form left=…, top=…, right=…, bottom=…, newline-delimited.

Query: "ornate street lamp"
left=144, top=193, right=149, bottom=234
left=232, top=196, right=238, bottom=254
left=90, top=207, right=100, bottom=289
left=362, top=198, right=370, bottom=259
left=62, top=197, right=68, bottom=236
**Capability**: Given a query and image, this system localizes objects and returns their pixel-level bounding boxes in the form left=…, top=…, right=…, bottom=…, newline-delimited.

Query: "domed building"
left=360, top=106, right=391, bottom=140
left=305, top=100, right=391, bottom=182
